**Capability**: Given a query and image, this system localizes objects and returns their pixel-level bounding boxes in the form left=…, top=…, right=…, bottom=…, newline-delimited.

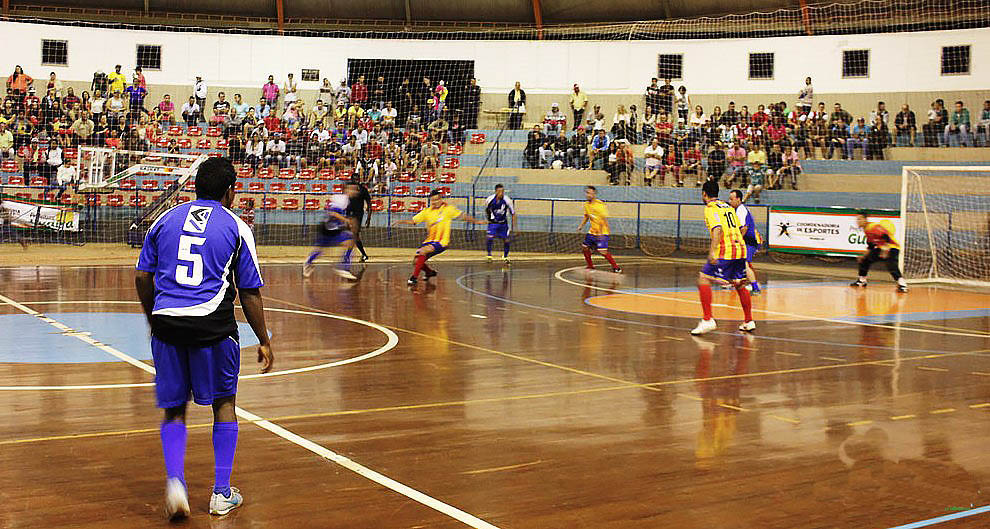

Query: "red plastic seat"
left=397, top=172, right=416, bottom=183
left=419, top=171, right=437, bottom=183
left=318, top=168, right=334, bottom=180
left=177, top=138, right=192, bottom=149
left=84, top=195, right=102, bottom=206
left=216, top=139, right=229, bottom=149
left=282, top=198, right=299, bottom=210
left=289, top=183, right=306, bottom=192
left=311, top=183, right=327, bottom=193
left=299, top=168, right=316, bottom=180
left=278, top=168, right=296, bottom=180
left=176, top=195, right=191, bottom=204
left=303, top=198, right=321, bottom=211
left=187, top=126, right=203, bottom=137
left=206, top=126, right=221, bottom=137
left=141, top=180, right=158, bottom=190
left=29, top=176, right=46, bottom=186
left=257, top=168, right=274, bottom=179
left=156, top=138, right=169, bottom=148
left=248, top=182, right=264, bottom=191
left=370, top=199, right=384, bottom=212
left=237, top=167, right=254, bottom=178
left=393, top=185, right=410, bottom=196
left=439, top=172, right=456, bottom=184
left=7, top=175, right=25, bottom=185
left=269, top=183, right=286, bottom=192
left=207, top=152, right=222, bottom=158
left=129, top=195, right=148, bottom=208
left=196, top=139, right=211, bottom=149
left=232, top=182, right=244, bottom=191
left=437, top=186, right=452, bottom=196
left=408, top=200, right=427, bottom=213
left=442, top=158, right=460, bottom=169
left=414, top=186, right=430, bottom=196
left=63, top=147, right=78, bottom=159
left=388, top=200, right=405, bottom=213
left=118, top=179, right=136, bottom=190
left=470, top=133, right=486, bottom=144
left=238, top=197, right=253, bottom=209
left=167, top=125, right=183, bottom=137
left=337, top=169, right=352, bottom=181
left=108, top=194, right=124, bottom=207
left=446, top=145, right=462, bottom=155
left=332, top=183, right=344, bottom=193
left=183, top=180, right=196, bottom=192
left=261, top=198, right=277, bottom=210
left=14, top=192, right=31, bottom=200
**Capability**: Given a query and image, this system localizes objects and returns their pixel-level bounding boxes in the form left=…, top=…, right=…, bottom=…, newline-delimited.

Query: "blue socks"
left=751, top=281, right=761, bottom=293
left=306, top=250, right=322, bottom=265
left=340, top=247, right=353, bottom=270
left=486, top=238, right=493, bottom=256
left=212, top=422, right=239, bottom=496
left=160, top=420, right=187, bottom=487
left=503, top=241, right=510, bottom=258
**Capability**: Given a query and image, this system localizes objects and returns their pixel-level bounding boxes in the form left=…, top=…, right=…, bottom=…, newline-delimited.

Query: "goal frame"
left=76, top=147, right=207, bottom=192
left=900, top=165, right=990, bottom=287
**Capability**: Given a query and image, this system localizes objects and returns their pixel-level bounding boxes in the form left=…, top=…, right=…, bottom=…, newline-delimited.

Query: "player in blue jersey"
left=135, top=157, right=274, bottom=520
left=303, top=182, right=360, bottom=280
left=728, top=189, right=762, bottom=294
left=485, top=184, right=516, bottom=263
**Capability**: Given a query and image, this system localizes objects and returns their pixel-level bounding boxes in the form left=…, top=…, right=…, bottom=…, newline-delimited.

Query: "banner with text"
left=768, top=206, right=902, bottom=256
left=0, top=199, right=80, bottom=232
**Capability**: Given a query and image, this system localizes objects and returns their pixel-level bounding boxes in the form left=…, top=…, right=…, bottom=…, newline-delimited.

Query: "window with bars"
left=41, top=40, right=68, bottom=66
left=657, top=54, right=683, bottom=80
left=941, top=45, right=970, bottom=75
left=748, top=52, right=774, bottom=80
left=137, top=44, right=162, bottom=71
left=842, top=49, right=870, bottom=78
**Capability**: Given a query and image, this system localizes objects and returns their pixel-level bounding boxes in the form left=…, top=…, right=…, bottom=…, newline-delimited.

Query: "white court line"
left=0, top=293, right=499, bottom=529
left=554, top=266, right=990, bottom=339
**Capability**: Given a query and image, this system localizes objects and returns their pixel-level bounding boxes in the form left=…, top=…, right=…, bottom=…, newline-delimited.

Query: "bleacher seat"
left=270, top=183, right=286, bottom=192
left=108, top=195, right=124, bottom=207
left=470, top=133, right=486, bottom=144
left=414, top=186, right=430, bottom=196
left=443, top=158, right=460, bottom=169
left=299, top=168, right=316, bottom=180
left=8, top=175, right=25, bottom=185
left=409, top=200, right=427, bottom=213
left=187, top=126, right=203, bottom=137
left=303, top=198, right=321, bottom=211
left=84, top=195, right=101, bottom=206
left=183, top=180, right=195, bottom=192
left=394, top=185, right=411, bottom=196
left=177, top=138, right=192, bottom=149
left=370, top=199, right=384, bottom=212
left=446, top=145, right=463, bottom=156
left=282, top=198, right=299, bottom=210
left=318, top=168, right=334, bottom=180
left=289, top=183, right=306, bottom=192
left=141, top=180, right=158, bottom=190
left=437, top=186, right=451, bottom=196
left=233, top=182, right=244, bottom=191
left=207, top=152, right=222, bottom=158
left=238, top=197, right=253, bottom=209
left=261, top=198, right=277, bottom=210
left=129, top=195, right=148, bottom=207
left=156, top=138, right=169, bottom=148
left=14, top=192, right=30, bottom=200
left=237, top=167, right=254, bottom=178
left=337, top=169, right=352, bottom=181
left=1, top=160, right=18, bottom=173
left=257, top=168, right=274, bottom=179
left=278, top=168, right=296, bottom=179
left=311, top=183, right=327, bottom=193
left=397, top=172, right=416, bottom=183
left=63, top=147, right=78, bottom=159
left=197, top=139, right=211, bottom=149
left=248, top=182, right=264, bottom=191
left=388, top=200, right=405, bottom=212
left=30, top=177, right=46, bottom=186
left=419, top=171, right=437, bottom=183
left=120, top=179, right=138, bottom=190
left=216, top=139, right=228, bottom=149
left=332, top=183, right=344, bottom=193
left=206, top=127, right=222, bottom=137
left=167, top=126, right=183, bottom=137
left=176, top=195, right=191, bottom=204
left=439, top=172, right=456, bottom=184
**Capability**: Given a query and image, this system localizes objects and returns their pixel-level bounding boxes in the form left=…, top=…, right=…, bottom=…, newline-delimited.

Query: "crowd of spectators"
left=2, top=64, right=484, bottom=192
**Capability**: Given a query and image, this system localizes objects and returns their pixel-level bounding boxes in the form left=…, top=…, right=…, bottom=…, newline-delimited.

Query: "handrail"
left=469, top=110, right=515, bottom=217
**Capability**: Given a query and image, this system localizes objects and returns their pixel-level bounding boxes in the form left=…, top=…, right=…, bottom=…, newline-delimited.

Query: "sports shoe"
left=503, top=256, right=511, bottom=264
left=360, top=255, right=369, bottom=262
left=612, top=267, right=622, bottom=274
left=424, top=268, right=437, bottom=279
left=407, top=277, right=418, bottom=286
left=302, top=262, right=315, bottom=278
left=163, top=478, right=190, bottom=521
left=209, top=486, right=243, bottom=516
left=738, top=320, right=756, bottom=332
left=333, top=268, right=357, bottom=280
left=691, top=319, right=717, bottom=335
left=897, top=284, right=908, bottom=293
left=486, top=255, right=494, bottom=263
left=850, top=279, right=867, bottom=287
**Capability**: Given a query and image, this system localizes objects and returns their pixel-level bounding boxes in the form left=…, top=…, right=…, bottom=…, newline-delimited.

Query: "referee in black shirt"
left=345, top=180, right=373, bottom=261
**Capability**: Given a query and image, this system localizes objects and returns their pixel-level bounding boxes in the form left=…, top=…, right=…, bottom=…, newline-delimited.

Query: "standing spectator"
left=544, top=103, right=566, bottom=136
left=659, top=78, right=674, bottom=121
left=193, top=76, right=208, bottom=114
left=645, top=78, right=661, bottom=118
left=282, top=73, right=298, bottom=111
left=124, top=76, right=148, bottom=121
left=465, top=78, right=481, bottom=129
left=643, top=137, right=663, bottom=186
left=977, top=100, right=990, bottom=146
left=351, top=75, right=368, bottom=107
left=107, top=65, right=127, bottom=95
left=91, top=69, right=108, bottom=96
left=262, top=75, right=279, bottom=108
left=588, top=129, right=610, bottom=170
left=569, top=84, right=588, bottom=131
left=319, top=78, right=335, bottom=101
left=229, top=93, right=249, bottom=131
left=641, top=106, right=657, bottom=140
left=156, top=94, right=175, bottom=124
left=523, top=125, right=543, bottom=169
left=507, top=81, right=526, bottom=130
left=867, top=116, right=890, bottom=159
left=134, top=66, right=147, bottom=90
left=944, top=100, right=971, bottom=147
left=797, top=77, right=813, bottom=114
left=568, top=126, right=589, bottom=169
left=894, top=104, right=916, bottom=146
left=706, top=142, right=726, bottom=185
left=336, top=79, right=352, bottom=108
left=870, top=101, right=889, bottom=125
left=371, top=75, right=388, bottom=108
left=45, top=72, right=63, bottom=97
left=180, top=96, right=200, bottom=127
left=105, top=92, right=126, bottom=128
left=675, top=86, right=690, bottom=124
left=7, top=65, right=33, bottom=104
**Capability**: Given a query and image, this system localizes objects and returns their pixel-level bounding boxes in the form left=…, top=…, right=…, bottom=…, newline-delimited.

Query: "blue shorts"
left=315, top=230, right=353, bottom=248
left=487, top=223, right=509, bottom=239
left=700, top=258, right=748, bottom=284
left=151, top=335, right=240, bottom=409
left=746, top=245, right=758, bottom=263
left=421, top=241, right=446, bottom=256
left=583, top=234, right=609, bottom=250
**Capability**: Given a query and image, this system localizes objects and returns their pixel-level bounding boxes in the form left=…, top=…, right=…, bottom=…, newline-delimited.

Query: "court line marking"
left=0, top=293, right=499, bottom=529
left=454, top=270, right=990, bottom=356
left=887, top=504, right=990, bottom=529
left=461, top=461, right=544, bottom=476
left=553, top=265, right=990, bottom=339
left=0, top=303, right=399, bottom=390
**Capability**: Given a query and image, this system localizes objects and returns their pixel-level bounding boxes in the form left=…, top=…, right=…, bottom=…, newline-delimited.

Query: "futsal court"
left=2, top=255, right=989, bottom=528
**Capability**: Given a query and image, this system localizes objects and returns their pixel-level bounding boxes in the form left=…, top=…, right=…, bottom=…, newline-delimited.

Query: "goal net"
left=900, top=167, right=990, bottom=286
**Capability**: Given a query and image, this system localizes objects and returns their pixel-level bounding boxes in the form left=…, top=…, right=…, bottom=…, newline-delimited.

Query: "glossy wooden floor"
left=2, top=259, right=990, bottom=528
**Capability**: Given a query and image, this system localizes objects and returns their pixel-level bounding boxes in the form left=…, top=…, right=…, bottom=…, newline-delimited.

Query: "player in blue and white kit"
left=729, top=189, right=762, bottom=294
left=135, top=157, right=274, bottom=520
left=485, top=184, right=516, bottom=263
left=303, top=183, right=360, bottom=280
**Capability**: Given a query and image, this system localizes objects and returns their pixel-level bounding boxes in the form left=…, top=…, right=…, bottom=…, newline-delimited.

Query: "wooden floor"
left=2, top=258, right=990, bottom=528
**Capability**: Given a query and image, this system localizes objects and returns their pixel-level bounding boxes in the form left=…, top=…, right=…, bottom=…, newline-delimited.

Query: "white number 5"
left=176, top=235, right=206, bottom=286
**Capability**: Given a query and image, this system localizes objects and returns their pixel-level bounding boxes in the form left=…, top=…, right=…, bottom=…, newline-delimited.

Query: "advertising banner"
left=768, top=206, right=902, bottom=256
left=1, top=199, right=80, bottom=232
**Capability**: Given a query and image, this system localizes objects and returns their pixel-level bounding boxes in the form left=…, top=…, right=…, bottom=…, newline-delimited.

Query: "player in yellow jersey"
left=850, top=211, right=908, bottom=293
left=692, top=180, right=755, bottom=335
left=394, top=189, right=485, bottom=286
left=576, top=186, right=621, bottom=273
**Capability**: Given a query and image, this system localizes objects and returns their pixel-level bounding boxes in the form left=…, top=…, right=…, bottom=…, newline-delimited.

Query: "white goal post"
left=900, top=166, right=990, bottom=287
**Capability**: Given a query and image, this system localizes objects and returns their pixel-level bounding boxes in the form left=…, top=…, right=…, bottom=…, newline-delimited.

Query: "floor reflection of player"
left=693, top=334, right=751, bottom=469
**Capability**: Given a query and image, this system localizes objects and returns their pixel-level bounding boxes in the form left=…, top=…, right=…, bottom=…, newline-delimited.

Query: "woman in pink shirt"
left=262, top=75, right=279, bottom=107
left=778, top=145, right=802, bottom=190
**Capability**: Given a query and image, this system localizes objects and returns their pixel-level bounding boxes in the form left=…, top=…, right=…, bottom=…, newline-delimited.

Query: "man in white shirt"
left=264, top=134, right=287, bottom=168
left=181, top=97, right=201, bottom=127
left=341, top=136, right=360, bottom=169
left=55, top=158, right=78, bottom=200
left=283, top=74, right=298, bottom=111
left=351, top=127, right=369, bottom=147
left=193, top=76, right=207, bottom=112
left=381, top=102, right=398, bottom=129
left=245, top=136, right=265, bottom=168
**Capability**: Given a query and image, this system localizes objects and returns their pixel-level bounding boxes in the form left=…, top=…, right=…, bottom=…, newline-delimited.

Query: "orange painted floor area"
left=586, top=283, right=990, bottom=322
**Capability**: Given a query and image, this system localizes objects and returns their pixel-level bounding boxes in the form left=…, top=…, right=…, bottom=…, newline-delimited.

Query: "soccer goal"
left=900, top=166, right=990, bottom=286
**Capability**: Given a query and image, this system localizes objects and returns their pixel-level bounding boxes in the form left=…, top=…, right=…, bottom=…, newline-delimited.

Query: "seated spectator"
left=381, top=101, right=397, bottom=129
left=226, top=134, right=244, bottom=164
left=808, top=117, right=827, bottom=159
left=641, top=106, right=657, bottom=140
left=766, top=118, right=788, bottom=148
left=688, top=105, right=707, bottom=130
left=742, top=159, right=771, bottom=204
left=254, top=97, right=271, bottom=120
left=538, top=141, right=554, bottom=169
left=792, top=122, right=810, bottom=158
left=447, top=116, right=466, bottom=146
left=978, top=100, right=990, bottom=146
left=611, top=104, right=631, bottom=141
left=847, top=117, right=869, bottom=159
left=428, top=112, right=449, bottom=144
left=265, top=133, right=287, bottom=167
left=403, top=135, right=421, bottom=173
left=55, top=157, right=77, bottom=200
left=43, top=138, right=63, bottom=184
left=944, top=100, right=971, bottom=147
left=71, top=111, right=94, bottom=146
left=922, top=99, right=947, bottom=147
left=568, top=127, right=589, bottom=169
left=867, top=116, right=890, bottom=159
left=0, top=122, right=13, bottom=159
left=628, top=105, right=640, bottom=144
left=661, top=144, right=682, bottom=187
left=63, top=87, right=81, bottom=111
left=156, top=94, right=175, bottom=124
left=827, top=119, right=849, bottom=160
left=778, top=145, right=801, bottom=190
left=21, top=137, right=44, bottom=181
left=751, top=105, right=770, bottom=128
left=347, top=102, right=364, bottom=128
left=588, top=105, right=605, bottom=132
left=894, top=104, right=916, bottom=146
left=588, top=129, right=610, bottom=170
left=706, top=142, right=726, bottom=185
left=229, top=93, right=250, bottom=128
left=614, top=139, right=634, bottom=185
left=524, top=125, right=543, bottom=169
left=643, top=137, right=663, bottom=186
left=550, top=130, right=568, bottom=166
left=365, top=103, right=382, bottom=124
left=766, top=143, right=783, bottom=187
left=723, top=141, right=746, bottom=185
left=544, top=103, right=566, bottom=136
left=829, top=103, right=852, bottom=127
left=682, top=142, right=702, bottom=185
left=180, top=96, right=200, bottom=127
left=870, top=101, right=889, bottom=126
left=244, top=134, right=265, bottom=168
left=605, top=142, right=619, bottom=184
left=420, top=140, right=440, bottom=173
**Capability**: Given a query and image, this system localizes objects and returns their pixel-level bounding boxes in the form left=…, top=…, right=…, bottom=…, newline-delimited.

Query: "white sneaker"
left=302, top=262, right=315, bottom=278
left=691, top=319, right=717, bottom=335
left=333, top=268, right=357, bottom=280
left=486, top=255, right=493, bottom=263
left=503, top=256, right=511, bottom=264
left=209, top=486, right=243, bottom=516
left=738, top=320, right=756, bottom=332
left=164, top=478, right=190, bottom=521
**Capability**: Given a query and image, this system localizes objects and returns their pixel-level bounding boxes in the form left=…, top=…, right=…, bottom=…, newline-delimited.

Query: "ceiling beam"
left=275, top=0, right=284, bottom=34
left=532, top=0, right=543, bottom=39
left=404, top=0, right=411, bottom=29
left=3, top=0, right=10, bottom=16
left=799, top=0, right=813, bottom=35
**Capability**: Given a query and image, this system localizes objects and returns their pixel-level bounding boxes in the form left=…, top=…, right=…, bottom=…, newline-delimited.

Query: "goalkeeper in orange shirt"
left=850, top=211, right=908, bottom=293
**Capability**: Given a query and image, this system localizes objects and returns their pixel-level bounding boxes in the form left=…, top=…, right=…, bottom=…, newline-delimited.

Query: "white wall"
left=0, top=20, right=984, bottom=95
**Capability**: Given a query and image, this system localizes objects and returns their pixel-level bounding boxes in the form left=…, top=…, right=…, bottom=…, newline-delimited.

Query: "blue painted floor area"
left=0, top=312, right=259, bottom=364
